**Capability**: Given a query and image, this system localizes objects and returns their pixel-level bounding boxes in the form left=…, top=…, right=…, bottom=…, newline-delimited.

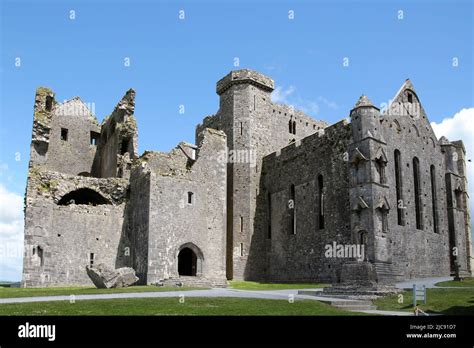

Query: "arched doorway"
left=178, top=248, right=198, bottom=276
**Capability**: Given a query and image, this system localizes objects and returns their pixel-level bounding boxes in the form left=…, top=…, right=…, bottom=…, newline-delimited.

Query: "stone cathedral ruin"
left=22, top=69, right=472, bottom=288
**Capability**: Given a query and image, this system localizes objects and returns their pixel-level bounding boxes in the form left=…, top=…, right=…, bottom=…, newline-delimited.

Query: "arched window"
left=318, top=175, right=325, bottom=229
left=430, top=165, right=439, bottom=234
left=413, top=157, right=423, bottom=230
left=289, top=120, right=292, bottom=133
left=290, top=184, right=296, bottom=235
left=293, top=121, right=297, bottom=135
left=58, top=188, right=110, bottom=206
left=394, top=150, right=405, bottom=226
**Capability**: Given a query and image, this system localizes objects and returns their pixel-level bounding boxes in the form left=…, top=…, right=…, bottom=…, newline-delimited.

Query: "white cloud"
left=271, top=85, right=296, bottom=104
left=431, top=107, right=474, bottom=229
left=271, top=85, right=324, bottom=116
left=0, top=184, right=24, bottom=282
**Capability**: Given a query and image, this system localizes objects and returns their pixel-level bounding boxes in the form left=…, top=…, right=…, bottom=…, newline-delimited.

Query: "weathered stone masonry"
left=22, top=69, right=472, bottom=287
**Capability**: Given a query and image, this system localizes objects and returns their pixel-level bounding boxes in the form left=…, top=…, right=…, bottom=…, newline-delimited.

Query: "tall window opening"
left=455, top=188, right=464, bottom=210
left=90, top=131, right=99, bottom=145
left=37, top=246, right=44, bottom=267
left=45, top=96, right=53, bottom=112
left=430, top=165, right=439, bottom=234
left=89, top=253, right=94, bottom=268
left=187, top=191, right=194, bottom=204
left=413, top=157, right=423, bottom=230
left=290, top=184, right=296, bottom=234
left=267, top=192, right=272, bottom=239
left=292, top=121, right=296, bottom=135
left=394, top=150, right=405, bottom=226
left=318, top=175, right=325, bottom=229
left=60, top=128, right=68, bottom=141
left=120, top=138, right=130, bottom=155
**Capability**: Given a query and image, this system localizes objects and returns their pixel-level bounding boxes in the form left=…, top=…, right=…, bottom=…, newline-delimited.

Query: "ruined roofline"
left=137, top=127, right=225, bottom=162
left=266, top=118, right=350, bottom=160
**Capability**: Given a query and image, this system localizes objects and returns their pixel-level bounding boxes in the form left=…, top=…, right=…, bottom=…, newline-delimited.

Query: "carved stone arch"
left=410, top=124, right=420, bottom=137
left=391, top=119, right=402, bottom=133
left=176, top=242, right=204, bottom=277
left=429, top=137, right=436, bottom=148
left=57, top=188, right=110, bottom=206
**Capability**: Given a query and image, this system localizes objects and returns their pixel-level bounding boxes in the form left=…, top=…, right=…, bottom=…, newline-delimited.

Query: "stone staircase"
left=373, top=262, right=404, bottom=284
left=160, top=276, right=228, bottom=288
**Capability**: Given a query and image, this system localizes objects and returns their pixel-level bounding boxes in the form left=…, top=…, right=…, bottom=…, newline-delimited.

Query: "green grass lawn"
left=0, top=285, right=205, bottom=299
left=374, top=288, right=474, bottom=315
left=230, top=280, right=330, bottom=290
left=435, top=277, right=474, bottom=288
left=0, top=297, right=365, bottom=316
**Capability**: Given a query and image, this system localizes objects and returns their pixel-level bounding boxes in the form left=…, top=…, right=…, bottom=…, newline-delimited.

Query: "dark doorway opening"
left=178, top=247, right=197, bottom=276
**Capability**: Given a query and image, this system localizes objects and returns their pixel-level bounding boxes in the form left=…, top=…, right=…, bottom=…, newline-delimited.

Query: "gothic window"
left=394, top=150, right=405, bottom=226
left=290, top=184, right=296, bottom=235
left=407, top=92, right=413, bottom=104
left=413, top=157, right=423, bottom=230
left=430, top=165, right=439, bottom=233
left=318, top=175, right=325, bottom=229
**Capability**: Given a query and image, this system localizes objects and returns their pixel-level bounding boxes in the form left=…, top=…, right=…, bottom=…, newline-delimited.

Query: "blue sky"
left=0, top=0, right=473, bottom=280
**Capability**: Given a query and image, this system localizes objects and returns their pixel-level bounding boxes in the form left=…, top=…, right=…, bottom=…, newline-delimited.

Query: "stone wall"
left=22, top=170, right=128, bottom=287
left=259, top=120, right=352, bottom=282
left=137, top=128, right=227, bottom=284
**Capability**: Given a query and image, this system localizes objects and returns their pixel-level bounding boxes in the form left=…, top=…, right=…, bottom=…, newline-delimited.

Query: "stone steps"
left=374, top=262, right=404, bottom=283
left=160, top=276, right=228, bottom=288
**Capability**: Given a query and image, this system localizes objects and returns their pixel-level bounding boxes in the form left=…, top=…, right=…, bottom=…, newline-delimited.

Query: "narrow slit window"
left=413, top=157, right=423, bottom=230
left=394, top=150, right=405, bottom=226
left=318, top=175, right=325, bottom=229
left=240, top=216, right=243, bottom=233
left=267, top=192, right=272, bottom=239
left=60, top=128, right=68, bottom=141
left=90, top=131, right=100, bottom=145
left=187, top=192, right=194, bottom=205
left=293, top=121, right=297, bottom=135
left=90, top=253, right=94, bottom=268
left=37, top=246, right=44, bottom=267
left=430, top=165, right=439, bottom=233
left=45, top=96, right=53, bottom=112
left=240, top=243, right=244, bottom=257
left=290, top=184, right=296, bottom=234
